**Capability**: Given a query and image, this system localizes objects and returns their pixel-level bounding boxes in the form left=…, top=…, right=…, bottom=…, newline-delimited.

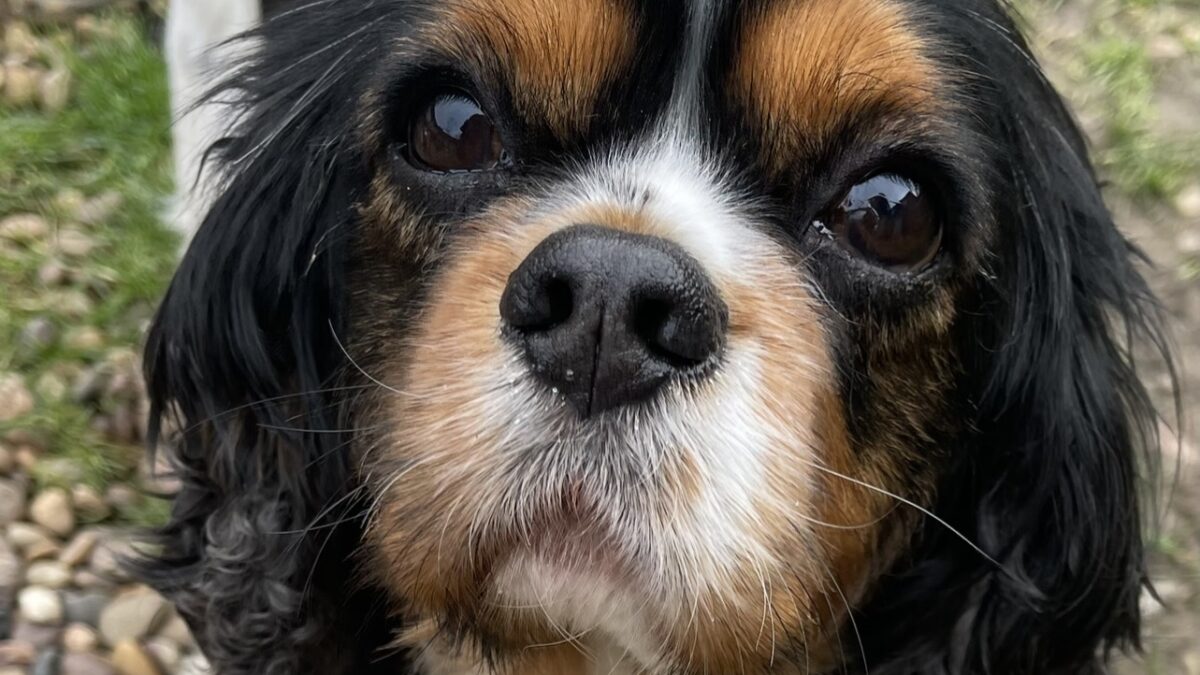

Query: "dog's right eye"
left=407, top=92, right=509, bottom=173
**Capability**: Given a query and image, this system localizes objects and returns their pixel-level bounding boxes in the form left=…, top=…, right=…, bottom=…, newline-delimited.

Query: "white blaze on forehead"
left=671, top=0, right=721, bottom=124
left=550, top=132, right=768, bottom=284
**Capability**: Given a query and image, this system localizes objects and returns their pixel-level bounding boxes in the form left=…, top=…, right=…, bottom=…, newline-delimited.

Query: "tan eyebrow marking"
left=427, top=0, right=637, bottom=138
left=732, top=0, right=942, bottom=169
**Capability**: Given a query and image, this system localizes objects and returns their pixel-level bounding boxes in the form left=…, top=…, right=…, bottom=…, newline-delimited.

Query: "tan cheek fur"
left=733, top=0, right=941, bottom=168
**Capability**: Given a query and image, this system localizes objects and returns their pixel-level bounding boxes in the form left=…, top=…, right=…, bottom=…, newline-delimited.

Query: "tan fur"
left=732, top=0, right=941, bottom=168
left=427, top=0, right=636, bottom=138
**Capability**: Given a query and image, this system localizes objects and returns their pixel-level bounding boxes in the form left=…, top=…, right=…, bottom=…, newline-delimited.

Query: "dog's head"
left=143, top=1, right=1172, bottom=673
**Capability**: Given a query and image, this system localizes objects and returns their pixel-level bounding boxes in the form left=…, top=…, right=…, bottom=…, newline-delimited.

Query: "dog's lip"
left=500, top=479, right=631, bottom=569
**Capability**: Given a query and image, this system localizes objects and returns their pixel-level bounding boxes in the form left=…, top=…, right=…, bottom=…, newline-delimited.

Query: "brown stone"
left=110, top=640, right=162, bottom=675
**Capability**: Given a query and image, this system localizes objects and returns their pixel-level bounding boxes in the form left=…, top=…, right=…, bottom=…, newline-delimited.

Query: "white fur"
left=165, top=0, right=261, bottom=244
left=492, top=555, right=666, bottom=673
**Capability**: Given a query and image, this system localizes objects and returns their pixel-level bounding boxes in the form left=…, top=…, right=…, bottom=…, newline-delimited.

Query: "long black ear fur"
left=137, top=4, right=413, bottom=674
left=854, top=3, right=1175, bottom=674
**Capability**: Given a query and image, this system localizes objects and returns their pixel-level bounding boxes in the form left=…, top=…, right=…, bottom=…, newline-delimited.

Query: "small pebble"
left=54, top=228, right=97, bottom=258
left=38, top=67, right=71, bottom=112
left=72, top=486, right=111, bottom=522
left=62, top=623, right=99, bottom=652
left=177, top=653, right=211, bottom=675
left=19, top=317, right=58, bottom=351
left=4, top=22, right=40, bottom=58
left=1175, top=184, right=1200, bottom=220
left=99, top=587, right=168, bottom=646
left=2, top=429, right=39, bottom=447
left=3, top=63, right=41, bottom=108
left=12, top=618, right=60, bottom=648
left=18, top=586, right=64, bottom=625
left=31, top=647, right=62, bottom=675
left=60, top=530, right=100, bottom=567
left=155, top=613, right=194, bottom=648
left=0, top=641, right=36, bottom=666
left=34, top=372, right=69, bottom=402
left=24, top=561, right=72, bottom=589
left=24, top=540, right=62, bottom=563
left=104, top=485, right=139, bottom=512
left=65, top=327, right=105, bottom=353
left=72, top=570, right=114, bottom=591
left=72, top=366, right=110, bottom=404
left=52, top=189, right=87, bottom=219
left=6, top=522, right=52, bottom=551
left=14, top=446, right=39, bottom=472
left=56, top=290, right=93, bottom=317
left=30, top=488, right=76, bottom=538
left=1184, top=651, right=1200, bottom=675
left=89, top=537, right=134, bottom=583
left=0, top=478, right=27, bottom=526
left=1147, top=34, right=1187, bottom=60
left=38, top=259, right=71, bottom=286
left=61, top=651, right=118, bottom=675
left=0, top=539, right=21, bottom=590
left=77, top=192, right=123, bottom=227
left=0, top=213, right=48, bottom=243
left=0, top=374, right=34, bottom=423
left=143, top=637, right=180, bottom=672
left=111, top=640, right=163, bottom=675
left=62, top=590, right=110, bottom=627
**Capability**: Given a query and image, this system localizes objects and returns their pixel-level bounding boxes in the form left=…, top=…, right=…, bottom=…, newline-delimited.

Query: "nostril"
left=631, top=295, right=723, bottom=370
left=501, top=275, right=575, bottom=333
left=541, top=278, right=573, bottom=330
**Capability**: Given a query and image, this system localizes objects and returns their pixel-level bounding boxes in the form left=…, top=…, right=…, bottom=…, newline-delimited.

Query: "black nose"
left=500, top=224, right=728, bottom=417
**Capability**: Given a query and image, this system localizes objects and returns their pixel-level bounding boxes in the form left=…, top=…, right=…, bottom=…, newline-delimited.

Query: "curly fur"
left=137, top=1, right=1176, bottom=673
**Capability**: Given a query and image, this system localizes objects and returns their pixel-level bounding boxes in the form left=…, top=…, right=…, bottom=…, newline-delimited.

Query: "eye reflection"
left=817, top=173, right=941, bottom=273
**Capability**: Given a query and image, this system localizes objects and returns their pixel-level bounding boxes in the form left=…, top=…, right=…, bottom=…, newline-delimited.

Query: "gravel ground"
left=1018, top=1, right=1200, bottom=673
left=1, top=1, right=1198, bottom=674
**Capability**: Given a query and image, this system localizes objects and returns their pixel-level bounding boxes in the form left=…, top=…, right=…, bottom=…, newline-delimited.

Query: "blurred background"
left=0, top=1, right=1195, bottom=674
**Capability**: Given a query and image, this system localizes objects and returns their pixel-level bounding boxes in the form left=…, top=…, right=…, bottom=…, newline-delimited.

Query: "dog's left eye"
left=814, top=173, right=941, bottom=273
left=407, top=92, right=507, bottom=172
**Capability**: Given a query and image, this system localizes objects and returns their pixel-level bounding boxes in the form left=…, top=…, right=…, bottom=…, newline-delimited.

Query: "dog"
left=145, top=0, right=1174, bottom=673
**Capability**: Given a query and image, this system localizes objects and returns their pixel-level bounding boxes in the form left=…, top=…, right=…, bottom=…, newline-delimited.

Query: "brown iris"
left=818, top=173, right=942, bottom=272
left=408, top=93, right=506, bottom=172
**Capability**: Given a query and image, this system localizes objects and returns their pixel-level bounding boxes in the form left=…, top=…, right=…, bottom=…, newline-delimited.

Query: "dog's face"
left=146, top=1, right=1170, bottom=673
left=351, top=0, right=974, bottom=670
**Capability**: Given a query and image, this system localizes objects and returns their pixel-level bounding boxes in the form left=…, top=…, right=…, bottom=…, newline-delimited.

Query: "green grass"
left=1080, top=18, right=1197, bottom=198
left=1018, top=0, right=1199, bottom=199
left=0, top=13, right=177, bottom=514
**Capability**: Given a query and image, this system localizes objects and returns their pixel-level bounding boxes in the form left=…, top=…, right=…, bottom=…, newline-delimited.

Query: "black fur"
left=139, top=1, right=1175, bottom=673
left=852, top=3, right=1175, bottom=673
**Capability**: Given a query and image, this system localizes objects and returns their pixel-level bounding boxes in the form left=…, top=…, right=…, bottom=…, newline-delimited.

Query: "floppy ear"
left=854, top=5, right=1174, bottom=674
left=138, top=5, right=411, bottom=674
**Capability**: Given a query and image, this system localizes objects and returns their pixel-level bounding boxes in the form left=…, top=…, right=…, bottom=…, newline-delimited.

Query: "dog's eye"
left=408, top=92, right=507, bottom=172
left=815, top=174, right=941, bottom=272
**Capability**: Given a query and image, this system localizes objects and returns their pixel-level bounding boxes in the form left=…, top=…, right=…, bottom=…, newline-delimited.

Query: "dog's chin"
left=403, top=477, right=670, bottom=670
left=487, top=548, right=667, bottom=664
